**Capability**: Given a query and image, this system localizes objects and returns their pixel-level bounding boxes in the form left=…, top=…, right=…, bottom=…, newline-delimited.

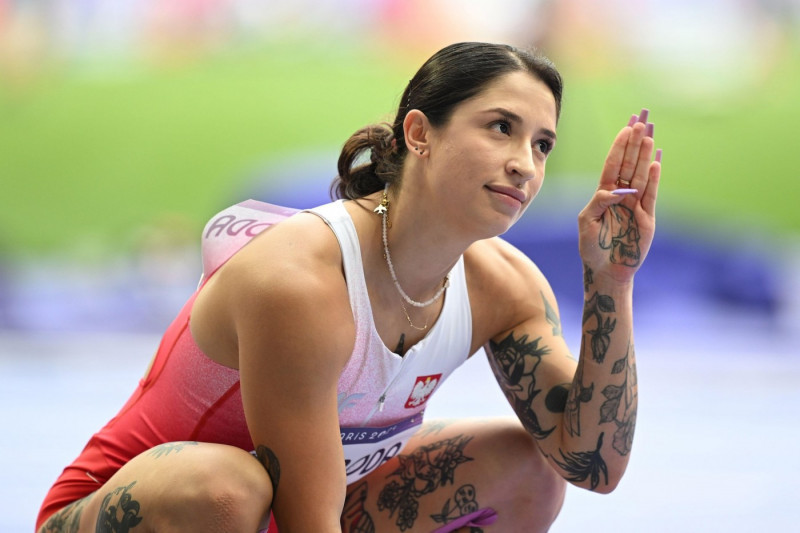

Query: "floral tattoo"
left=377, top=434, right=474, bottom=531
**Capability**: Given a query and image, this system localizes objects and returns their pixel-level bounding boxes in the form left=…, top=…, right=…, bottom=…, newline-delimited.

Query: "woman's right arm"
left=214, top=217, right=356, bottom=531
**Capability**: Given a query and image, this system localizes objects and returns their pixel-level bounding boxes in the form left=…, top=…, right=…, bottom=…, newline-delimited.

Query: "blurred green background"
left=1, top=1, right=798, bottom=260
left=3, top=5, right=798, bottom=530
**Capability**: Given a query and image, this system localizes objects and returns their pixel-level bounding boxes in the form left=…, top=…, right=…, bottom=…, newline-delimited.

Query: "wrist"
left=583, top=264, right=634, bottom=294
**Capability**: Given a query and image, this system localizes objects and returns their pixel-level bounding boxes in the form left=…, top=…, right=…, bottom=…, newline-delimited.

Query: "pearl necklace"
left=374, top=185, right=450, bottom=311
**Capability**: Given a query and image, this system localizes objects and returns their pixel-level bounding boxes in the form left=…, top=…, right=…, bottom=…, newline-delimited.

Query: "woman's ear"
left=403, top=109, right=431, bottom=156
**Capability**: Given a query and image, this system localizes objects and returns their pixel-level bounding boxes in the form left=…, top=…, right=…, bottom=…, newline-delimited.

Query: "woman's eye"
left=491, top=121, right=511, bottom=135
left=536, top=139, right=553, bottom=154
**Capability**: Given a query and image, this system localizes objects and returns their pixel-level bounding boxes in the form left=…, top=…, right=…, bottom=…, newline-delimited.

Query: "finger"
left=630, top=135, right=655, bottom=190
left=640, top=151, right=662, bottom=216
left=620, top=108, right=653, bottom=185
left=618, top=122, right=647, bottom=184
left=599, top=127, right=633, bottom=189
left=583, top=188, right=635, bottom=220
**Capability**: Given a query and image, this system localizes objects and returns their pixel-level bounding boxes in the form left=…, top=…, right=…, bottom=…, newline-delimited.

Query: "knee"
left=519, top=450, right=567, bottom=527
left=493, top=423, right=566, bottom=526
left=168, top=447, right=272, bottom=531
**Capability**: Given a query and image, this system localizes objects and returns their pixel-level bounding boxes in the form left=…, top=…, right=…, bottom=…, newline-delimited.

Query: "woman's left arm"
left=485, top=115, right=661, bottom=493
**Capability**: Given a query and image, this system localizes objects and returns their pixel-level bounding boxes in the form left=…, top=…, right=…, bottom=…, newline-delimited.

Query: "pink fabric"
left=262, top=507, right=497, bottom=533
left=432, top=507, right=499, bottom=532
left=258, top=512, right=277, bottom=532
left=200, top=200, right=299, bottom=281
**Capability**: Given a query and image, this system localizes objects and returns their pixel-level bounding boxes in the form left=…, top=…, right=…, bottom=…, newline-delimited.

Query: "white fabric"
left=307, top=200, right=473, bottom=483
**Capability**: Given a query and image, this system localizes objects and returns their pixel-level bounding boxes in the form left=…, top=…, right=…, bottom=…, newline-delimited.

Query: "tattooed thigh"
left=343, top=418, right=565, bottom=533
left=39, top=494, right=94, bottom=533
left=41, top=481, right=147, bottom=533
left=94, top=481, right=145, bottom=533
left=342, top=431, right=483, bottom=533
left=40, top=441, right=269, bottom=533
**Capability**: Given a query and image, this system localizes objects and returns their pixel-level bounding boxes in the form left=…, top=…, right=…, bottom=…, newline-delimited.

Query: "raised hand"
left=578, top=108, right=662, bottom=284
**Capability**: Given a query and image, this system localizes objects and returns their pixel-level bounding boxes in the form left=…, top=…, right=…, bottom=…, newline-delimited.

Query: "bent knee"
left=135, top=444, right=272, bottom=531
left=488, top=422, right=567, bottom=522
left=186, top=447, right=273, bottom=514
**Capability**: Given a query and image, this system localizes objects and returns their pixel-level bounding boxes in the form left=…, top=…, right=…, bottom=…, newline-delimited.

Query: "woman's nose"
left=508, top=144, right=536, bottom=184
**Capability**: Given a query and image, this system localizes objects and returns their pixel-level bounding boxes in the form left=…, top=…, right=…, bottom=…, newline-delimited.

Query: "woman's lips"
left=486, top=184, right=527, bottom=205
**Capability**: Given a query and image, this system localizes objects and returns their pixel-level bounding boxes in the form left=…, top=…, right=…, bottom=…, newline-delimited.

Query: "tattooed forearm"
left=582, top=291, right=617, bottom=363
left=377, top=434, right=474, bottom=531
left=256, top=445, right=281, bottom=495
left=487, top=333, right=555, bottom=440
left=598, top=204, right=641, bottom=266
left=564, top=359, right=594, bottom=437
left=599, top=341, right=638, bottom=455
left=583, top=264, right=594, bottom=293
left=552, top=433, right=609, bottom=491
left=96, top=481, right=143, bottom=532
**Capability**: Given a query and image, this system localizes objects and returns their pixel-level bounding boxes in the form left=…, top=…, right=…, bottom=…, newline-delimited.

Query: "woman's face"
left=424, top=71, right=558, bottom=237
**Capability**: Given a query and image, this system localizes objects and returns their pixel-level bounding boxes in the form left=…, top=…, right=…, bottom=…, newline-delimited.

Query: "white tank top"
left=308, top=200, right=473, bottom=483
left=200, top=198, right=473, bottom=484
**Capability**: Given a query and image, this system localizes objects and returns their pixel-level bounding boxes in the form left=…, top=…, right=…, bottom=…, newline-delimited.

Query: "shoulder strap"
left=200, top=200, right=299, bottom=282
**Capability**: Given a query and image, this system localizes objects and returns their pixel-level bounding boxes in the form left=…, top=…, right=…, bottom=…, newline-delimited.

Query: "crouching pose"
left=37, top=41, right=661, bottom=532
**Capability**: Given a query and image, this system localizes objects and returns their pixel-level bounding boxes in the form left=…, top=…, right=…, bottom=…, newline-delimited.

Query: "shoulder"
left=464, top=237, right=550, bottom=294
left=219, top=210, right=344, bottom=299
left=464, top=237, right=557, bottom=340
left=192, top=210, right=355, bottom=371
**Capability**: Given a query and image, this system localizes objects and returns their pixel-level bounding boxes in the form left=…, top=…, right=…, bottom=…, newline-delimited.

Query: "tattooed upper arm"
left=485, top=290, right=579, bottom=438
left=479, top=243, right=579, bottom=440
left=541, top=290, right=562, bottom=338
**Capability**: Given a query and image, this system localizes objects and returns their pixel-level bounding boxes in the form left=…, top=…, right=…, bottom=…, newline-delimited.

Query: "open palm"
left=578, top=110, right=662, bottom=284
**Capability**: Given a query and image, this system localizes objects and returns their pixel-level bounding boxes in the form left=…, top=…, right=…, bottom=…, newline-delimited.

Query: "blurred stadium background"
left=1, top=1, right=799, bottom=531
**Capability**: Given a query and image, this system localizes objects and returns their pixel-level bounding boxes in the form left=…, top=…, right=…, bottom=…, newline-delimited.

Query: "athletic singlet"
left=36, top=199, right=473, bottom=529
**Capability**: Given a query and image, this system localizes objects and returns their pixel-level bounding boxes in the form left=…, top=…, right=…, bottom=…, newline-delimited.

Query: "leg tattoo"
left=95, top=481, right=144, bottom=532
left=40, top=495, right=91, bottom=533
left=377, top=434, right=474, bottom=531
left=341, top=481, right=375, bottom=533
left=417, top=420, right=451, bottom=438
left=430, top=484, right=483, bottom=532
left=147, top=441, right=198, bottom=458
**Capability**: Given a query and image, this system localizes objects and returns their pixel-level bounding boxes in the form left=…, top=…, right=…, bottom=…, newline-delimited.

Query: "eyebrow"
left=485, top=107, right=557, bottom=141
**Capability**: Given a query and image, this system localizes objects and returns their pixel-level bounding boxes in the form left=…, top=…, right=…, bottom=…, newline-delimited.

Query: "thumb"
left=581, top=188, right=637, bottom=220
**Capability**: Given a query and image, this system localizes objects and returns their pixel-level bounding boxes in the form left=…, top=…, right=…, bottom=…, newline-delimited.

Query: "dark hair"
left=332, top=42, right=563, bottom=200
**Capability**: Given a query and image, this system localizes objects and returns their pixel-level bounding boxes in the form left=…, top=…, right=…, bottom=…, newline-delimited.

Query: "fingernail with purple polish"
left=627, top=114, right=637, bottom=127
left=655, top=148, right=663, bottom=163
left=646, top=122, right=654, bottom=138
left=638, top=108, right=649, bottom=123
left=612, top=188, right=638, bottom=196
